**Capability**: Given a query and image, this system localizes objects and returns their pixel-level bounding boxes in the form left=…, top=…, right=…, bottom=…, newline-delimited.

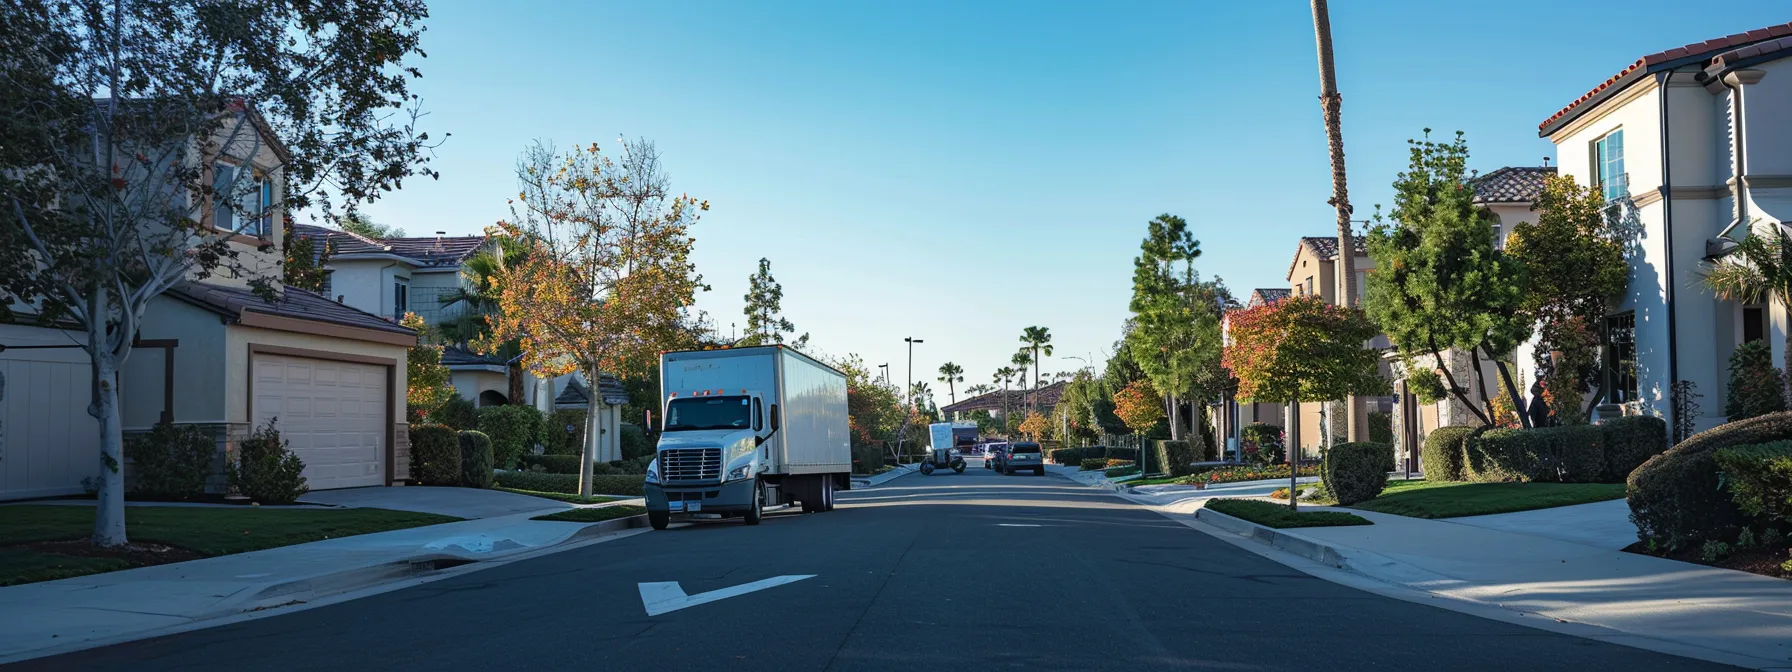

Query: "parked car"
left=982, top=442, right=1010, bottom=469
left=996, top=442, right=1044, bottom=476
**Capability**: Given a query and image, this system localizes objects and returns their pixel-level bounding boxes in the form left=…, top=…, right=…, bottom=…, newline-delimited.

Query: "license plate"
left=668, top=501, right=685, bottom=512
left=685, top=501, right=701, bottom=512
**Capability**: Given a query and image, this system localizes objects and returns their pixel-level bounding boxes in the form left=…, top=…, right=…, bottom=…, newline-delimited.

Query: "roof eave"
left=1540, top=66, right=1650, bottom=138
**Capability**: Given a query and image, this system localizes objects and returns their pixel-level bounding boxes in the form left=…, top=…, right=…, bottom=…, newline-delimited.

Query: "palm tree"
left=910, top=381, right=933, bottom=411
left=937, top=362, right=965, bottom=406
left=1020, top=326, right=1053, bottom=412
left=1011, top=349, right=1036, bottom=413
left=1705, top=225, right=1792, bottom=392
left=965, top=384, right=994, bottom=397
left=995, top=366, right=1016, bottom=422
left=1312, top=0, right=1361, bottom=442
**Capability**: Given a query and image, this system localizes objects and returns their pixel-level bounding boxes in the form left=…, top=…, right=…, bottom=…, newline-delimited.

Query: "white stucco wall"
left=326, top=258, right=415, bottom=322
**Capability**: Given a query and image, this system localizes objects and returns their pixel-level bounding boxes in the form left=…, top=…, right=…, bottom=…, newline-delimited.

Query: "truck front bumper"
left=645, top=478, right=757, bottom=515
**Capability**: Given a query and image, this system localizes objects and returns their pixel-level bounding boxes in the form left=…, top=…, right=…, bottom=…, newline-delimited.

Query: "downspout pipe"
left=1711, top=68, right=1767, bottom=247
left=1656, top=71, right=1679, bottom=430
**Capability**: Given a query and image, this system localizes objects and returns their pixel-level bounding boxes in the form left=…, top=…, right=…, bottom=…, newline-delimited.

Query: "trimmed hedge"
left=229, top=420, right=308, bottom=504
left=1422, top=426, right=1473, bottom=481
left=544, top=409, right=586, bottom=456
left=1599, top=416, right=1669, bottom=482
left=522, top=454, right=584, bottom=474
left=434, top=396, right=478, bottom=431
left=1368, top=411, right=1393, bottom=445
left=492, top=470, right=646, bottom=497
left=1107, top=447, right=1137, bottom=462
left=1241, top=423, right=1285, bottom=465
left=478, top=405, right=545, bottom=470
left=1629, top=411, right=1792, bottom=550
left=621, top=424, right=652, bottom=460
left=1153, top=440, right=1197, bottom=477
left=1323, top=442, right=1390, bottom=506
left=1049, top=446, right=1107, bottom=465
left=409, top=423, right=462, bottom=486
left=458, top=430, right=495, bottom=489
left=1079, top=458, right=1107, bottom=471
left=1713, top=441, right=1792, bottom=523
left=1726, top=340, right=1787, bottom=422
left=125, top=423, right=215, bottom=499
left=1464, top=425, right=1603, bottom=483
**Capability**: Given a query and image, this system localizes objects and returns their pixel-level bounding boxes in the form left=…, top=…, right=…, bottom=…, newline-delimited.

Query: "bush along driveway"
left=0, top=505, right=459, bottom=586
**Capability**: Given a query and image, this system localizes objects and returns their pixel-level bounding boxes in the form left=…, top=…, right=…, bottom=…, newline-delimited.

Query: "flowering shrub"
left=1180, top=462, right=1317, bottom=486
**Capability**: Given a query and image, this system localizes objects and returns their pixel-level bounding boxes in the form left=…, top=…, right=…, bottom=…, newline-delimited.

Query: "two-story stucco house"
left=1, top=103, right=417, bottom=500
left=1538, top=21, right=1792, bottom=436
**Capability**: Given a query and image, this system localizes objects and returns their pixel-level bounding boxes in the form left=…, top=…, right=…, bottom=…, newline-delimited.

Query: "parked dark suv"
left=995, top=441, right=1044, bottom=476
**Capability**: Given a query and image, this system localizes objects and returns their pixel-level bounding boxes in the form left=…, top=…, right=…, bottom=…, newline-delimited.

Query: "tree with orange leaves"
left=485, top=139, right=708, bottom=496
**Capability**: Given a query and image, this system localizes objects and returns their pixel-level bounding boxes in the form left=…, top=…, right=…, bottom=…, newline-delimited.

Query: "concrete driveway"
left=299, top=486, right=571, bottom=519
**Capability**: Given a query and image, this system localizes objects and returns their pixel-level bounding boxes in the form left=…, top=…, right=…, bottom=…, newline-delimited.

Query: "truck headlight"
left=645, top=460, right=660, bottom=484
left=728, top=464, right=752, bottom=480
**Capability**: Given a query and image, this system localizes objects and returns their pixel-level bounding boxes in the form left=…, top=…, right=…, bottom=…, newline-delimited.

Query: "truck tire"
left=820, top=476, right=836, bottom=512
left=1035, top=467, right=1044, bottom=476
left=649, top=509, right=669, bottom=530
left=919, top=461, right=936, bottom=476
left=951, top=459, right=966, bottom=474
left=744, top=479, right=764, bottom=526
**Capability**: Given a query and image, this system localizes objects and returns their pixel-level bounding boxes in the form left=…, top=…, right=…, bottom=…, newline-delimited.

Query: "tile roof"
left=1708, top=35, right=1792, bottom=74
left=1469, top=166, right=1555, bottom=204
left=168, top=282, right=416, bottom=336
left=553, top=375, right=631, bottom=408
left=1540, top=22, right=1792, bottom=136
left=1247, top=288, right=1291, bottom=308
left=289, top=223, right=487, bottom=268
left=940, top=381, right=1067, bottom=414
left=1301, top=236, right=1366, bottom=261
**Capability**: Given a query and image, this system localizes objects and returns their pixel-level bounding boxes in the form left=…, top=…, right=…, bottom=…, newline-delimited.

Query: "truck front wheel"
left=649, top=509, right=669, bottom=530
left=744, top=479, right=764, bottom=526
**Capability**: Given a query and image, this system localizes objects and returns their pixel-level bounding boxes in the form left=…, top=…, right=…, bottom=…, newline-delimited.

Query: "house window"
left=1355, top=270, right=1367, bottom=302
left=1305, top=276, right=1314, bottom=296
left=1593, top=130, right=1626, bottom=203
left=1744, top=306, right=1765, bottom=343
left=211, top=162, right=272, bottom=239
left=393, top=281, right=409, bottom=321
left=1605, top=311, right=1638, bottom=404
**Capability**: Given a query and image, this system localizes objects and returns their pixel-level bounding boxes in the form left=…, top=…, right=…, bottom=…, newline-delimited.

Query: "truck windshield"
left=665, top=396, right=752, bottom=431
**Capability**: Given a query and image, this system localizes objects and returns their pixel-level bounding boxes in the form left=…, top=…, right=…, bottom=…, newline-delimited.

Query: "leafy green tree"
left=0, top=0, right=436, bottom=546
left=1363, top=131, right=1531, bottom=428
left=830, top=353, right=904, bottom=448
left=1020, top=326, right=1053, bottom=410
left=741, top=257, right=807, bottom=348
left=401, top=313, right=456, bottom=422
left=937, top=362, right=965, bottom=406
left=339, top=212, right=405, bottom=239
left=282, top=221, right=333, bottom=293
left=1505, top=174, right=1627, bottom=422
left=1724, top=340, right=1787, bottom=422
left=1125, top=214, right=1229, bottom=450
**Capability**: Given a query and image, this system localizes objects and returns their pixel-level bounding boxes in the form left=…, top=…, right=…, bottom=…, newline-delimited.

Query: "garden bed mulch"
left=1623, top=541, right=1791, bottom=581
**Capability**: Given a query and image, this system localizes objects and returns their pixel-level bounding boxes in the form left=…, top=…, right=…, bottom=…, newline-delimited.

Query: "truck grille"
left=661, top=448, right=722, bottom=481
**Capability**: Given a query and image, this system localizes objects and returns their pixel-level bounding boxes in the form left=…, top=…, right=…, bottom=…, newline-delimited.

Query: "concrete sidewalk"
left=1182, top=502, right=1792, bottom=670
left=0, top=504, right=647, bottom=664
left=850, top=463, right=918, bottom=488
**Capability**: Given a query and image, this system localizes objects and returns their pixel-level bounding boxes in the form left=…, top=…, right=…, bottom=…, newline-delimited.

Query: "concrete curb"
left=1193, top=507, right=1350, bottom=568
left=227, top=514, right=650, bottom=616
left=850, top=464, right=919, bottom=488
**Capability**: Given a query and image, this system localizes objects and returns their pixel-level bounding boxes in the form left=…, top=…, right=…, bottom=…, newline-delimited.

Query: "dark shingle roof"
left=169, top=282, right=415, bottom=336
left=442, top=346, right=503, bottom=367
left=553, top=375, right=631, bottom=408
left=289, top=223, right=486, bottom=268
left=1301, top=236, right=1366, bottom=261
left=1540, top=22, right=1792, bottom=136
left=1248, top=288, right=1291, bottom=308
left=940, top=381, right=1067, bottom=415
left=1469, top=166, right=1555, bottom=204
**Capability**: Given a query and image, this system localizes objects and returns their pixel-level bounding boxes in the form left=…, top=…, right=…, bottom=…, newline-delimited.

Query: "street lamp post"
left=904, top=337, right=923, bottom=408
left=878, top=363, right=889, bottom=387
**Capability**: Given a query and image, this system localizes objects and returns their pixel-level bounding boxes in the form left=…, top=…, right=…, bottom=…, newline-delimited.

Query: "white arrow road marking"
left=638, top=575, right=816, bottom=617
left=997, top=523, right=1041, bottom=527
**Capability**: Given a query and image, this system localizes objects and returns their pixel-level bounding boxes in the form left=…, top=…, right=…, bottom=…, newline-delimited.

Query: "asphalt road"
left=15, top=464, right=1739, bottom=671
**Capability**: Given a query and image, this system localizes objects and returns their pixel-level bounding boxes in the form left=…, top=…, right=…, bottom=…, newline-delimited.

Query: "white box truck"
left=644, top=345, right=852, bottom=530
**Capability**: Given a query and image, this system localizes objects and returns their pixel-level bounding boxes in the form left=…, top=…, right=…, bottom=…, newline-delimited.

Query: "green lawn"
left=492, top=487, right=625, bottom=505
left=532, top=505, right=648, bottom=523
left=0, top=505, right=460, bottom=586
left=1205, top=498, right=1372, bottom=529
left=1348, top=480, right=1627, bottom=519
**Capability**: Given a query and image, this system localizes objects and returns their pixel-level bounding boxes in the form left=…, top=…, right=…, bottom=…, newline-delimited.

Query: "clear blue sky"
left=361, top=0, right=1790, bottom=402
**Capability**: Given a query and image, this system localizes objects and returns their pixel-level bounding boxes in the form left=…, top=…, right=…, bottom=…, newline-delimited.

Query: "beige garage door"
left=252, top=353, right=387, bottom=490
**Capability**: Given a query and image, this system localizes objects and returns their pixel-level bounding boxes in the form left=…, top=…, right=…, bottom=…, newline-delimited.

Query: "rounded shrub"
left=1080, top=458, right=1107, bottom=471
left=544, top=409, right=585, bottom=456
left=1725, top=341, right=1786, bottom=422
left=1323, top=442, right=1390, bottom=505
left=1154, top=440, right=1197, bottom=477
left=620, top=423, right=652, bottom=460
left=1422, top=426, right=1472, bottom=481
left=409, top=423, right=462, bottom=486
left=478, top=405, right=545, bottom=470
left=125, top=423, right=216, bottom=499
left=433, top=396, right=478, bottom=431
left=228, top=420, right=308, bottom=504
left=1599, top=416, right=1668, bottom=482
left=1629, top=411, right=1792, bottom=551
left=458, top=430, right=495, bottom=489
